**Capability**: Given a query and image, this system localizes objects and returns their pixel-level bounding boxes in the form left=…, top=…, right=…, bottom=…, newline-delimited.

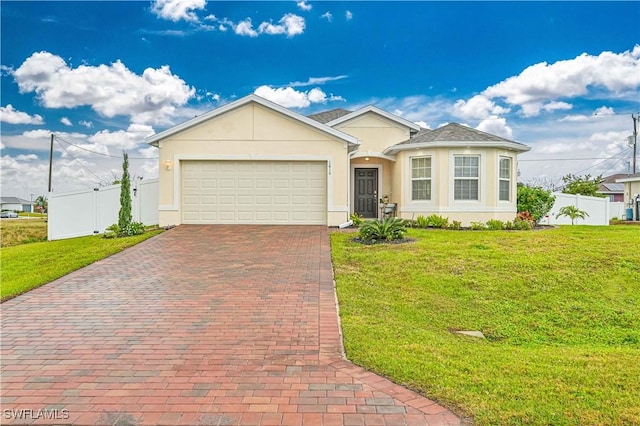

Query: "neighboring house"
left=0, top=197, right=32, bottom=212
left=616, top=173, right=640, bottom=220
left=146, top=94, right=530, bottom=227
left=597, top=174, right=626, bottom=202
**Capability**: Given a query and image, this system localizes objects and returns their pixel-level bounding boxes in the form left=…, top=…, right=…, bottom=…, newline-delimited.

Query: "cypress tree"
left=118, top=152, right=132, bottom=231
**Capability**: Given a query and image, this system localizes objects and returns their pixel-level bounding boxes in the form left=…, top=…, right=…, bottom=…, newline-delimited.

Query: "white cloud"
left=297, top=1, right=312, bottom=11
left=79, top=120, right=94, bottom=128
left=289, top=75, right=348, bottom=87
left=476, top=117, right=513, bottom=140
left=321, top=11, right=332, bottom=22
left=345, top=10, right=353, bottom=20
left=235, top=18, right=258, bottom=37
left=541, top=101, right=572, bottom=113
left=254, top=85, right=344, bottom=108
left=0, top=104, right=44, bottom=125
left=483, top=45, right=640, bottom=116
left=452, top=94, right=510, bottom=120
left=258, top=14, right=305, bottom=38
left=151, top=0, right=206, bottom=23
left=11, top=51, right=195, bottom=126
left=414, top=121, right=431, bottom=129
left=60, top=117, right=72, bottom=126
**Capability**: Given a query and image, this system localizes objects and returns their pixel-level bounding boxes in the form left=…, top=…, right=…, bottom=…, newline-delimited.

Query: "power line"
left=53, top=137, right=111, bottom=186
left=54, top=135, right=158, bottom=160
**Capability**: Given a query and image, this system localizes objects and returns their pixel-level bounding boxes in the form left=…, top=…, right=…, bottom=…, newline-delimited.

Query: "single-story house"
left=146, top=94, right=530, bottom=227
left=597, top=174, right=626, bottom=202
left=0, top=197, right=32, bottom=213
left=616, top=173, right=640, bottom=220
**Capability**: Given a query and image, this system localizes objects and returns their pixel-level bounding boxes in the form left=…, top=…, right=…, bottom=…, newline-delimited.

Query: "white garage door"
left=181, top=161, right=327, bottom=224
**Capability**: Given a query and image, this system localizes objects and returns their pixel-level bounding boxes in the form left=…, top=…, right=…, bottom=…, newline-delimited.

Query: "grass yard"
left=1, top=231, right=162, bottom=301
left=1, top=218, right=48, bottom=247
left=331, top=226, right=640, bottom=425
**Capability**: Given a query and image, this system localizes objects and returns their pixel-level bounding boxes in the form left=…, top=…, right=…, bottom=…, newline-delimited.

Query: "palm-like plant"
left=555, top=205, right=589, bottom=225
left=359, top=217, right=407, bottom=242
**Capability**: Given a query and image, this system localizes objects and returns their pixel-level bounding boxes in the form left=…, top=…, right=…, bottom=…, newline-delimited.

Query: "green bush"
left=415, top=215, right=430, bottom=228
left=104, top=221, right=145, bottom=238
left=359, top=217, right=407, bottom=242
left=517, top=184, right=555, bottom=224
left=426, top=214, right=449, bottom=228
left=470, top=221, right=486, bottom=230
left=513, top=218, right=533, bottom=230
left=448, top=220, right=462, bottom=230
left=350, top=213, right=364, bottom=226
left=486, top=219, right=505, bottom=230
left=103, top=224, right=120, bottom=239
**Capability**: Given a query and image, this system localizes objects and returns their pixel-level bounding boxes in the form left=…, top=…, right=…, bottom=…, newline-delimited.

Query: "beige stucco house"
left=147, top=94, right=530, bottom=227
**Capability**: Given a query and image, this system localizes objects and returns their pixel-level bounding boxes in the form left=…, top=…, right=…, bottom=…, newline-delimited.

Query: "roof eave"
left=146, top=94, right=360, bottom=147
left=383, top=140, right=531, bottom=155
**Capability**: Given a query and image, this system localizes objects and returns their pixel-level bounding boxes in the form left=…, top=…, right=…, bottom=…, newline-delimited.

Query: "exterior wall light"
left=164, top=160, right=173, bottom=171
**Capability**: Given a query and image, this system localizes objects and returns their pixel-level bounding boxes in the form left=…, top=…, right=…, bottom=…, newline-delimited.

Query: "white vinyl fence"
left=540, top=192, right=625, bottom=226
left=48, top=179, right=158, bottom=241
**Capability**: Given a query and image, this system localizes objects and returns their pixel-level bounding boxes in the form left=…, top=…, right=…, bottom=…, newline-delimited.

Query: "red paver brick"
left=0, top=226, right=460, bottom=425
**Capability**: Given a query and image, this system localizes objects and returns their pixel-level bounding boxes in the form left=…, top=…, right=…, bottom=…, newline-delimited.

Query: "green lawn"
left=1, top=231, right=162, bottom=301
left=331, top=226, right=640, bottom=425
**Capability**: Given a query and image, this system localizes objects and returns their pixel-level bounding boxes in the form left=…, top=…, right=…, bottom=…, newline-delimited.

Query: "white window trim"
left=410, top=155, right=433, bottom=202
left=405, top=153, right=435, bottom=207
left=498, top=156, right=512, bottom=203
left=449, top=151, right=484, bottom=209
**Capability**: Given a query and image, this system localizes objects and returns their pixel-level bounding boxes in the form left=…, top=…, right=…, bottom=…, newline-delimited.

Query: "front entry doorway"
left=354, top=168, right=378, bottom=218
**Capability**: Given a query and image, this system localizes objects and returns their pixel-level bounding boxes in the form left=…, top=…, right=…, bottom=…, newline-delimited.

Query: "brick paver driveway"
left=1, top=226, right=460, bottom=425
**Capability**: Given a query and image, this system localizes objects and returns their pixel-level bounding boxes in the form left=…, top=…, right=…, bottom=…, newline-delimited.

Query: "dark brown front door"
left=354, top=168, right=378, bottom=218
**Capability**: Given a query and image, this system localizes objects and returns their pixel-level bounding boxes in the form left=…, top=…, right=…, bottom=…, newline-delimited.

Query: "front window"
left=411, top=157, right=431, bottom=200
left=499, top=157, right=511, bottom=201
left=454, top=156, right=479, bottom=200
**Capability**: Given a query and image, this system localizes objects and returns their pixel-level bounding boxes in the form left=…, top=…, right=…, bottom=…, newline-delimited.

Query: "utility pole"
left=633, top=114, right=638, bottom=174
left=48, top=133, right=54, bottom=192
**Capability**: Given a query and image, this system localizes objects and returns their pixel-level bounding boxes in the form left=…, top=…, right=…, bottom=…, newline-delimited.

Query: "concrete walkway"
left=1, top=226, right=460, bottom=425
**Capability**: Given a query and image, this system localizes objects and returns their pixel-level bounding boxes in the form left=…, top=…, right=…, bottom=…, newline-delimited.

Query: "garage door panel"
left=181, top=160, right=326, bottom=225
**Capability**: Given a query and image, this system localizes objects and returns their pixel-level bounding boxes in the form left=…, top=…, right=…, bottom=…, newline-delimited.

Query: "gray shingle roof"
left=396, top=123, right=520, bottom=145
left=307, top=109, right=352, bottom=124
left=384, top=122, right=530, bottom=154
left=598, top=183, right=624, bottom=193
left=1, top=197, right=31, bottom=204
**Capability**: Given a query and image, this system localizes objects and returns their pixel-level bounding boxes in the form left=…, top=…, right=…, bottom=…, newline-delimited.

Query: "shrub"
left=470, top=221, right=486, bottom=230
left=359, top=217, right=407, bottom=242
left=517, top=184, right=555, bottom=224
left=448, top=220, right=462, bottom=230
left=350, top=213, right=364, bottom=226
left=486, top=219, right=505, bottom=230
left=121, top=221, right=145, bottom=236
left=104, top=221, right=145, bottom=238
left=505, top=221, right=514, bottom=230
left=426, top=214, right=449, bottom=228
left=517, top=211, right=535, bottom=223
left=513, top=218, right=533, bottom=230
left=415, top=215, right=430, bottom=228
left=104, top=224, right=120, bottom=239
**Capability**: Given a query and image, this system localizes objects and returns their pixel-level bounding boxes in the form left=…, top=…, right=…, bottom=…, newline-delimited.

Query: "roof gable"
left=146, top=94, right=359, bottom=146
left=325, top=106, right=421, bottom=132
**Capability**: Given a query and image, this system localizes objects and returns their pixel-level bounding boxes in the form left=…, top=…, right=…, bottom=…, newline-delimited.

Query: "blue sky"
left=1, top=1, right=639, bottom=200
